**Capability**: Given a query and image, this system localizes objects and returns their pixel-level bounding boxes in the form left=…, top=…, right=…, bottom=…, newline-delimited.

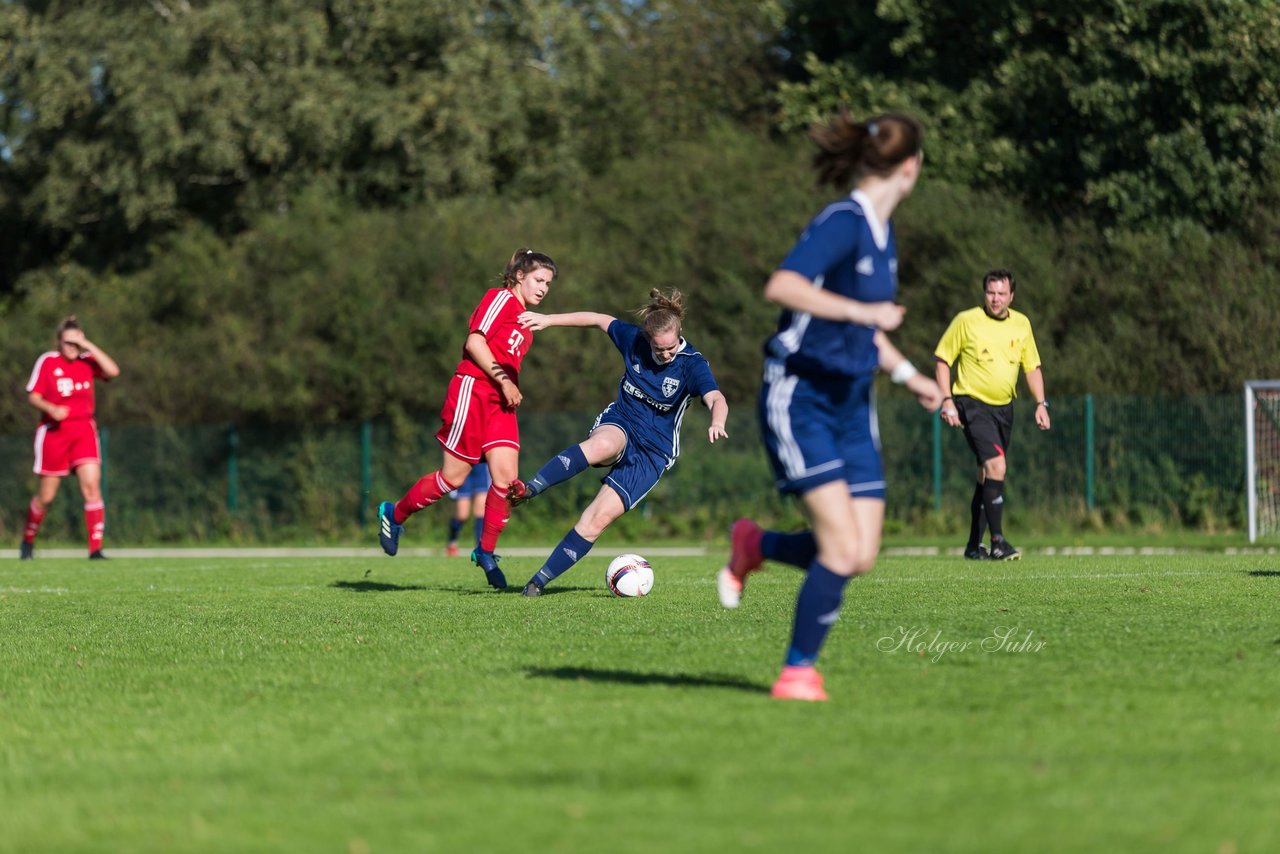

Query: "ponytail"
left=809, top=108, right=924, bottom=188
left=503, top=248, right=558, bottom=288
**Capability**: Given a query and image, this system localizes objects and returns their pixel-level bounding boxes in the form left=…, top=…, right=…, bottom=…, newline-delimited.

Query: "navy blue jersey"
left=605, top=320, right=719, bottom=462
left=766, top=190, right=898, bottom=378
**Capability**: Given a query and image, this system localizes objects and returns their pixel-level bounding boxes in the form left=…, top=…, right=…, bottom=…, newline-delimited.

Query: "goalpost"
left=1245, top=380, right=1280, bottom=542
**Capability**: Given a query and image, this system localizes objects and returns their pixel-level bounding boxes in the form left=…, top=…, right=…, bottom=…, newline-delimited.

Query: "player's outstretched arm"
left=519, top=311, right=615, bottom=332
left=764, top=270, right=905, bottom=330
left=703, top=390, right=728, bottom=443
left=875, top=331, right=943, bottom=411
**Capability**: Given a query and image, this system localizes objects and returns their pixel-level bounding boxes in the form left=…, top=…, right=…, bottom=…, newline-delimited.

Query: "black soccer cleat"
left=522, top=580, right=544, bottom=597
left=989, top=537, right=1021, bottom=561
left=963, top=544, right=989, bottom=560
left=89, top=550, right=108, bottom=560
left=19, top=542, right=34, bottom=560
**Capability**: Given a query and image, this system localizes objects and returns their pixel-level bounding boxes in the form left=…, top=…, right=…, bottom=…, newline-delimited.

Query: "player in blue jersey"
left=508, top=288, right=729, bottom=596
left=717, top=110, right=944, bottom=701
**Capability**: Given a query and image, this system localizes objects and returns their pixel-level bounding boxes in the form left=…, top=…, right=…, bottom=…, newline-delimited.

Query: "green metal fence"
left=0, top=394, right=1245, bottom=545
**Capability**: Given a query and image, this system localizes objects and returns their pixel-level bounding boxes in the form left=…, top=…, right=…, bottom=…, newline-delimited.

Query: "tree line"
left=2, top=0, right=1277, bottom=432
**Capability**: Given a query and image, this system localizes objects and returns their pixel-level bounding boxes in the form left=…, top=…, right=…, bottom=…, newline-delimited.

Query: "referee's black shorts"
left=955, top=395, right=1014, bottom=464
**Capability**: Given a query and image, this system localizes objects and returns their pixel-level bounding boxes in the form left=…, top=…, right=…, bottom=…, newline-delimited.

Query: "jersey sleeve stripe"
left=477, top=290, right=511, bottom=334
left=26, top=352, right=54, bottom=392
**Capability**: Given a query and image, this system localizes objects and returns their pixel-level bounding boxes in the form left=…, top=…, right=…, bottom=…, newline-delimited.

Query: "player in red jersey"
left=376, top=248, right=557, bottom=589
left=21, top=316, right=121, bottom=559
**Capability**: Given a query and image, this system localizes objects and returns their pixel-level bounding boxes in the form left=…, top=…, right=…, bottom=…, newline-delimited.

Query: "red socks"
left=85, top=501, right=105, bottom=553
left=479, top=484, right=511, bottom=552
left=394, top=472, right=458, bottom=524
left=24, top=497, right=45, bottom=544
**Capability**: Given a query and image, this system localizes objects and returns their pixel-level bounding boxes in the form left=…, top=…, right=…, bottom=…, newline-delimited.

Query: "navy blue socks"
left=531, top=527, right=594, bottom=588
left=761, top=530, right=817, bottom=569
left=785, top=561, right=851, bottom=667
left=526, top=445, right=589, bottom=498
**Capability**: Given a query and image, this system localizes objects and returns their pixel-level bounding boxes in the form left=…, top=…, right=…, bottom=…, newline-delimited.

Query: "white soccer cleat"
left=716, top=567, right=744, bottom=609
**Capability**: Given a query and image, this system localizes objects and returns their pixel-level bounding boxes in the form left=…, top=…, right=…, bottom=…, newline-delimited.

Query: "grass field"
left=3, top=549, right=1278, bottom=852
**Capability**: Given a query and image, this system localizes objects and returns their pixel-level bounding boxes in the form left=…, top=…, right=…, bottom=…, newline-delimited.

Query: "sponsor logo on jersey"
left=622, top=379, right=675, bottom=412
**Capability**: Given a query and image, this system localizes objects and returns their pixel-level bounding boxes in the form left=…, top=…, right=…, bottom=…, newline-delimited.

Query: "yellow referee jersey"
left=934, top=307, right=1041, bottom=406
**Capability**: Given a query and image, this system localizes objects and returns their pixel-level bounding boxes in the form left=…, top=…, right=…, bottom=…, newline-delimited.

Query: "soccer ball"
left=605, top=554, right=654, bottom=598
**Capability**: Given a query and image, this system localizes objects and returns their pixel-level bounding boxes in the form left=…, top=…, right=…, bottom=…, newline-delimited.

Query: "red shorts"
left=34, top=418, right=101, bottom=476
left=435, top=373, right=520, bottom=463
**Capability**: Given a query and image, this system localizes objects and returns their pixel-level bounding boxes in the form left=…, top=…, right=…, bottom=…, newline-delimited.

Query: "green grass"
left=2, top=551, right=1278, bottom=852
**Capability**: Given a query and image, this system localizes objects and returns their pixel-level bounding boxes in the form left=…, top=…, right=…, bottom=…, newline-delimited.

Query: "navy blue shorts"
left=592, top=406, right=673, bottom=512
left=758, top=360, right=884, bottom=498
left=448, top=463, right=492, bottom=500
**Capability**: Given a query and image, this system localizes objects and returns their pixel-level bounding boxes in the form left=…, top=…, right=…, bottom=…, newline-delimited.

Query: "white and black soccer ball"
left=605, top=553, right=654, bottom=598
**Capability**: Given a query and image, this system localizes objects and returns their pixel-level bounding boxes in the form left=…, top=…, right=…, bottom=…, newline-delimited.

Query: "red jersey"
left=455, top=288, right=532, bottom=389
left=26, top=352, right=105, bottom=424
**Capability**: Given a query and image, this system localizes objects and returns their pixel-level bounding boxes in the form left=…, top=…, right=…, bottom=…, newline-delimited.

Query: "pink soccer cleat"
left=770, top=665, right=828, bottom=702
left=445, top=543, right=460, bottom=558
left=716, top=518, right=764, bottom=609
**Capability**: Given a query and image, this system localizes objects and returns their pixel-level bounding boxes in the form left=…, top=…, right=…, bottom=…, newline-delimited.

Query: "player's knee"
left=984, top=457, right=1006, bottom=480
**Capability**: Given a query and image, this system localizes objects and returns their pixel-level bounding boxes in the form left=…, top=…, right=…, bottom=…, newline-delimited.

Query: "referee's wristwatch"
left=1036, top=400, right=1049, bottom=409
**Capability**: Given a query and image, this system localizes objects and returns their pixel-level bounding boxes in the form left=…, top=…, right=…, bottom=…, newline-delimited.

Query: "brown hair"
left=56, top=315, right=81, bottom=342
left=809, top=108, right=924, bottom=188
left=983, top=268, right=1017, bottom=293
left=502, top=248, right=557, bottom=288
left=635, top=288, right=684, bottom=339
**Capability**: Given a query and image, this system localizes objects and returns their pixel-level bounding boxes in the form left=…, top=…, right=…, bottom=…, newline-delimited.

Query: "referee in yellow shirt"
left=934, top=269, right=1050, bottom=560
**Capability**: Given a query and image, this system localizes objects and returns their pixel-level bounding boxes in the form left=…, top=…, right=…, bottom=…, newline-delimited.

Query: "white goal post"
left=1245, top=380, right=1280, bottom=542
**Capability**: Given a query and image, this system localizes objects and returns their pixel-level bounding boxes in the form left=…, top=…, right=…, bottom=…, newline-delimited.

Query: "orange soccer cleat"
left=770, top=665, right=828, bottom=702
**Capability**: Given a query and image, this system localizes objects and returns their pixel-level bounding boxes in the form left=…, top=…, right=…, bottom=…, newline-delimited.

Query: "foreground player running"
left=509, top=288, right=728, bottom=596
left=717, top=111, right=943, bottom=701
left=376, top=248, right=556, bottom=589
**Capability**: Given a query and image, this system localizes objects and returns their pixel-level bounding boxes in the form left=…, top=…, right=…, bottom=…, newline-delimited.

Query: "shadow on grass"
left=526, top=665, right=765, bottom=694
left=331, top=580, right=429, bottom=592
left=448, top=584, right=601, bottom=596
left=1246, top=570, right=1280, bottom=577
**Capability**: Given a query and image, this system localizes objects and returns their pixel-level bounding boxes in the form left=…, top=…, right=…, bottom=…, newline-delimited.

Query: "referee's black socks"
left=968, top=482, right=986, bottom=548
left=982, top=478, right=1006, bottom=540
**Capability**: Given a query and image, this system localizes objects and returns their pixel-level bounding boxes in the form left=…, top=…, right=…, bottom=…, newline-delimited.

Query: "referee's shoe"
left=989, top=536, right=1021, bottom=561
